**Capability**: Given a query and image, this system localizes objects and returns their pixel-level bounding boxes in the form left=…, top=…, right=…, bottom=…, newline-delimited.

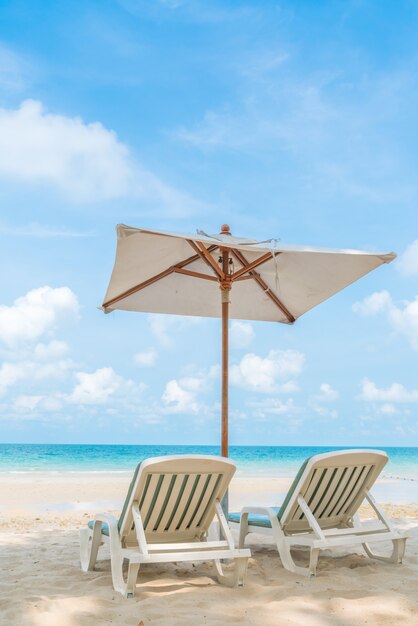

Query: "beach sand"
left=1, top=473, right=418, bottom=625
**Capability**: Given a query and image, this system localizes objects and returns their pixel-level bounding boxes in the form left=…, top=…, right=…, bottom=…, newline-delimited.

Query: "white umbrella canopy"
left=102, top=223, right=396, bottom=455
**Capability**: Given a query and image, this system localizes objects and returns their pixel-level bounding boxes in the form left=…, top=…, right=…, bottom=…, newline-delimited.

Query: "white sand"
left=1, top=473, right=418, bottom=626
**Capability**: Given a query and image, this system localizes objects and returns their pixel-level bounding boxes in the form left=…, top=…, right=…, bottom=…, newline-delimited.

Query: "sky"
left=0, top=0, right=418, bottom=447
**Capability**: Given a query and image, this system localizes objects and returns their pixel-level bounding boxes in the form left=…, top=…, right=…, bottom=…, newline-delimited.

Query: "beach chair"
left=80, top=455, right=250, bottom=597
left=229, top=449, right=407, bottom=577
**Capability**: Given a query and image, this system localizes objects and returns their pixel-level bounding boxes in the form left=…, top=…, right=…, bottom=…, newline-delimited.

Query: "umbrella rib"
left=187, top=240, right=224, bottom=280
left=230, top=251, right=281, bottom=280
left=173, top=268, right=218, bottom=281
left=231, top=250, right=296, bottom=323
left=102, top=245, right=218, bottom=309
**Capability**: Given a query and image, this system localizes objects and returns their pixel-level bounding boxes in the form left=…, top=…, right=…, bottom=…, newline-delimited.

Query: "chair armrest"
left=93, top=514, right=119, bottom=528
left=241, top=506, right=279, bottom=520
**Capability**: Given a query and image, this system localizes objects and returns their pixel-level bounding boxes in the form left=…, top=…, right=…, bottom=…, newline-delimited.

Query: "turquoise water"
left=0, top=444, right=417, bottom=480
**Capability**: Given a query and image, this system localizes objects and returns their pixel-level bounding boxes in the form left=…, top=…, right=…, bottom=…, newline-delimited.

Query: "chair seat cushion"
left=228, top=457, right=312, bottom=528
left=88, top=520, right=110, bottom=536
left=228, top=507, right=281, bottom=528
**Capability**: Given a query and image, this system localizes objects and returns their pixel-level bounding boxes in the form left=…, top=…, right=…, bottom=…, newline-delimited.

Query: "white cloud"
left=311, top=405, right=338, bottom=419
left=161, top=365, right=219, bottom=414
left=0, top=100, right=200, bottom=212
left=33, top=340, right=70, bottom=360
left=9, top=393, right=66, bottom=420
left=172, top=56, right=418, bottom=206
left=248, top=397, right=297, bottom=418
left=230, top=321, right=255, bottom=349
left=68, top=366, right=147, bottom=408
left=280, top=380, right=300, bottom=393
left=0, top=100, right=132, bottom=201
left=134, top=348, right=157, bottom=367
left=353, top=290, right=418, bottom=351
left=360, top=378, right=418, bottom=403
left=0, top=287, right=155, bottom=420
left=149, top=315, right=175, bottom=348
left=0, top=43, right=31, bottom=92
left=69, top=367, right=125, bottom=405
left=388, top=297, right=418, bottom=350
left=0, top=357, right=75, bottom=396
left=396, top=240, right=418, bottom=276
left=13, top=395, right=43, bottom=411
left=149, top=314, right=201, bottom=348
left=352, top=290, right=392, bottom=316
left=0, top=362, right=25, bottom=395
left=0, top=289, right=77, bottom=398
left=230, top=349, right=305, bottom=393
left=380, top=403, right=398, bottom=415
left=0, top=286, right=79, bottom=347
left=308, top=383, right=339, bottom=419
left=312, top=383, right=339, bottom=402
left=162, top=379, right=199, bottom=414
left=0, top=221, right=94, bottom=238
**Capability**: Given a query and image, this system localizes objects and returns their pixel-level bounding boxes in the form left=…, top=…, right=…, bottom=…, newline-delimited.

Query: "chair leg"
left=270, top=520, right=320, bottom=578
left=309, top=548, right=320, bottom=576
left=108, top=540, right=130, bottom=597
left=233, top=556, right=249, bottom=586
left=125, top=562, right=141, bottom=598
left=214, top=556, right=248, bottom=587
left=362, top=537, right=407, bottom=564
left=238, top=519, right=248, bottom=549
left=80, top=527, right=102, bottom=572
left=214, top=558, right=226, bottom=583
left=274, top=538, right=318, bottom=577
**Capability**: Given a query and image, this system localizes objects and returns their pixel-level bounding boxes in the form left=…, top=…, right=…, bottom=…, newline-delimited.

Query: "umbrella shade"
left=102, top=223, right=395, bottom=459
left=102, top=225, right=395, bottom=323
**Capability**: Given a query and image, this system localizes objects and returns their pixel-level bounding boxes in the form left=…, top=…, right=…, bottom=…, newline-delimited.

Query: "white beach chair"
left=229, top=449, right=407, bottom=577
left=80, top=455, right=250, bottom=597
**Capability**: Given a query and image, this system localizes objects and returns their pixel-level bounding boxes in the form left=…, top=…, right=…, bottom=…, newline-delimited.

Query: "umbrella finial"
left=220, top=224, right=231, bottom=235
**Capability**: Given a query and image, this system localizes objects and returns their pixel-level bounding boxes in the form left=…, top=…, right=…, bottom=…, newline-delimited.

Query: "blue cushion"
left=88, top=520, right=110, bottom=536
left=228, top=455, right=323, bottom=528
left=228, top=507, right=281, bottom=528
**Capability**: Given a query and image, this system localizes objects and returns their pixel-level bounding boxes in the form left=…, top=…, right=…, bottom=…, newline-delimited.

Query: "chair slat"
left=197, top=474, right=224, bottom=528
left=320, top=467, right=351, bottom=518
left=308, top=468, right=334, bottom=512
left=156, top=473, right=187, bottom=532
left=143, top=474, right=165, bottom=530
left=327, top=466, right=363, bottom=518
left=178, top=474, right=208, bottom=531
left=138, top=474, right=152, bottom=510
left=146, top=474, right=175, bottom=531
left=336, top=464, right=373, bottom=517
left=171, top=474, right=201, bottom=531
left=187, top=473, right=221, bottom=530
left=165, top=474, right=194, bottom=533
left=151, top=474, right=178, bottom=532
left=139, top=473, right=161, bottom=519
left=314, top=467, right=345, bottom=519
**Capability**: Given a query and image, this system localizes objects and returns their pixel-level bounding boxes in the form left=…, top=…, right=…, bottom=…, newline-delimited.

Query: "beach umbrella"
left=102, top=223, right=395, bottom=457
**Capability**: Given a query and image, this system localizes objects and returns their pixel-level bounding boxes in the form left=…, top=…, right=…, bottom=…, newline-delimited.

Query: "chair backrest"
left=278, top=449, right=388, bottom=533
left=118, top=455, right=236, bottom=545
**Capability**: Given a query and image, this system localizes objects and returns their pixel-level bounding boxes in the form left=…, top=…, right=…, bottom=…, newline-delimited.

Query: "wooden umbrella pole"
left=220, top=231, right=232, bottom=517
left=220, top=226, right=232, bottom=458
left=221, top=286, right=229, bottom=458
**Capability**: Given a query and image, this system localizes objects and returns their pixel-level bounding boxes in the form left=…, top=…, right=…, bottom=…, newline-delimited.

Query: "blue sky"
left=0, top=0, right=418, bottom=446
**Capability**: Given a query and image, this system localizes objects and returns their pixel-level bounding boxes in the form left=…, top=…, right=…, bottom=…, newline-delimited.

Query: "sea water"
left=0, top=443, right=417, bottom=480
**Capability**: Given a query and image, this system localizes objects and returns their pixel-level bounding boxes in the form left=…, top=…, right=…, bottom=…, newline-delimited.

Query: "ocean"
left=1, top=443, right=417, bottom=480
